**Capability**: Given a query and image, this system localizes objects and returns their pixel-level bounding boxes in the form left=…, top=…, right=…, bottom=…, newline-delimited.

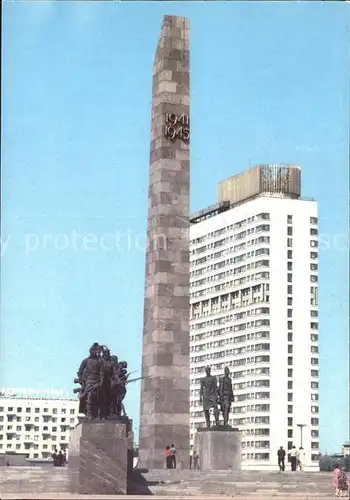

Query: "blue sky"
left=1, top=2, right=349, bottom=452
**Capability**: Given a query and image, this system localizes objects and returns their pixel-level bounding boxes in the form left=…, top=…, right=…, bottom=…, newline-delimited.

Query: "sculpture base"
left=68, top=419, right=133, bottom=494
left=195, top=427, right=241, bottom=471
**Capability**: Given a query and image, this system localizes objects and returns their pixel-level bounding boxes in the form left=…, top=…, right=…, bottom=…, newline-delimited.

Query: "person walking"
left=189, top=445, right=194, bottom=470
left=52, top=448, right=59, bottom=467
left=277, top=446, right=286, bottom=471
left=193, top=449, right=199, bottom=470
left=164, top=446, right=173, bottom=469
left=333, top=464, right=342, bottom=497
left=58, top=450, right=65, bottom=467
left=290, top=446, right=298, bottom=472
left=169, top=444, right=177, bottom=469
left=298, top=447, right=305, bottom=471
left=338, top=467, right=349, bottom=498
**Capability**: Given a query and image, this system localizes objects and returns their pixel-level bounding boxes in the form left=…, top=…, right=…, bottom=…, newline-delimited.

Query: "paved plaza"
left=0, top=466, right=337, bottom=499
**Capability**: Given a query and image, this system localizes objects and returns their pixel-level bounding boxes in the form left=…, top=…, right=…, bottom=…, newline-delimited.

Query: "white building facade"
left=189, top=172, right=319, bottom=470
left=0, top=395, right=79, bottom=459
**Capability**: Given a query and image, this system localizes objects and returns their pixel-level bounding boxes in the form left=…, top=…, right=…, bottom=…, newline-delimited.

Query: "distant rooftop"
left=0, top=389, right=74, bottom=401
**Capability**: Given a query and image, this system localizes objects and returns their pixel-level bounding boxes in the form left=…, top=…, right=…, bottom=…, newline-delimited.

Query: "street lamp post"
left=297, top=424, right=307, bottom=448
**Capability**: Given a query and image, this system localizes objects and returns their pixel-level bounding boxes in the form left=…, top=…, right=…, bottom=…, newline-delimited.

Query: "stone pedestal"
left=68, top=419, right=133, bottom=494
left=195, top=427, right=241, bottom=471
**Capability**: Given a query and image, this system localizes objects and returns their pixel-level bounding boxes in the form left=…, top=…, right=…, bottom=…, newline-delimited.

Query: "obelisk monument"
left=138, top=15, right=190, bottom=469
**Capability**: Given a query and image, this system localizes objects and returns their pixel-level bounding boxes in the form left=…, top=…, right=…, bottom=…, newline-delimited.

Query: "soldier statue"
left=218, top=366, right=234, bottom=427
left=109, top=355, right=119, bottom=417
left=76, top=343, right=103, bottom=419
left=114, top=361, right=128, bottom=417
left=199, top=366, right=219, bottom=428
left=73, top=343, right=142, bottom=420
left=99, top=346, right=117, bottom=420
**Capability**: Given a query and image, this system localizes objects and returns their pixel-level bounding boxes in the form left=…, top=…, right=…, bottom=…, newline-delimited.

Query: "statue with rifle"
left=73, top=343, right=145, bottom=420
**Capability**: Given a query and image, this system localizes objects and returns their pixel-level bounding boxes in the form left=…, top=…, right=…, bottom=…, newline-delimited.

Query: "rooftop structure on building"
left=190, top=164, right=307, bottom=224
left=189, top=164, right=319, bottom=470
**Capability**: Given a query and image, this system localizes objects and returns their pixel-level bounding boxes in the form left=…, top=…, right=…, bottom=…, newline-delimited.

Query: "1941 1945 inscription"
left=164, top=112, right=190, bottom=143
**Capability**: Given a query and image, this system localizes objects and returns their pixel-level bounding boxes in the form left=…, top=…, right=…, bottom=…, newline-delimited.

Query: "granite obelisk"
left=138, top=15, right=190, bottom=469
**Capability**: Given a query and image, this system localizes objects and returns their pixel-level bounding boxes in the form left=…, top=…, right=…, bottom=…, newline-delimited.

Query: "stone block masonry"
left=195, top=428, right=242, bottom=471
left=68, top=420, right=131, bottom=494
left=138, top=15, right=190, bottom=470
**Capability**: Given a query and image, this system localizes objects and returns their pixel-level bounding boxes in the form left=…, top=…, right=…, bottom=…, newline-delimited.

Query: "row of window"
left=192, top=416, right=319, bottom=429
left=192, top=355, right=272, bottom=369
left=193, top=307, right=270, bottom=328
left=241, top=441, right=270, bottom=448
left=191, top=365, right=271, bottom=379
left=287, top=309, right=318, bottom=320
left=192, top=302, right=270, bottom=325
left=191, top=344, right=271, bottom=363
left=191, top=225, right=271, bottom=256
left=191, top=338, right=270, bottom=352
left=1, top=435, right=68, bottom=447
left=191, top=344, right=319, bottom=365
left=190, top=404, right=271, bottom=418
left=1, top=415, right=70, bottom=424
left=190, top=366, right=319, bottom=382
left=286, top=320, right=318, bottom=330
left=191, top=286, right=268, bottom=312
left=191, top=260, right=270, bottom=288
left=191, top=212, right=317, bottom=250
left=191, top=299, right=317, bottom=322
left=191, top=237, right=271, bottom=267
left=192, top=318, right=319, bottom=339
left=0, top=406, right=75, bottom=414
left=191, top=330, right=270, bottom=344
left=235, top=225, right=270, bottom=241
left=191, top=214, right=271, bottom=246
left=193, top=380, right=319, bottom=398
left=191, top=248, right=271, bottom=277
left=191, top=273, right=270, bottom=298
left=286, top=405, right=319, bottom=414
left=225, top=238, right=272, bottom=256
left=192, top=316, right=270, bottom=332
left=0, top=421, right=74, bottom=430
left=192, top=297, right=269, bottom=317
left=287, top=356, right=319, bottom=366
left=191, top=380, right=270, bottom=398
left=286, top=226, right=318, bottom=237
left=0, top=432, right=72, bottom=441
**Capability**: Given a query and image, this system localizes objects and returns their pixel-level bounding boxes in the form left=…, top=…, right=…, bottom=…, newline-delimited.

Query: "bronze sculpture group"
left=200, top=366, right=234, bottom=428
left=73, top=342, right=131, bottom=420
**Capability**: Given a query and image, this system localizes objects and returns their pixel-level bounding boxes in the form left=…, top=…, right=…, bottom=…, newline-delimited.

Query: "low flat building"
left=0, top=393, right=79, bottom=459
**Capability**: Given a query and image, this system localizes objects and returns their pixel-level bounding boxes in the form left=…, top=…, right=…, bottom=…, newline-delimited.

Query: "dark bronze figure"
left=73, top=343, right=144, bottom=420
left=199, top=366, right=219, bottom=428
left=218, top=366, right=234, bottom=427
left=76, top=343, right=103, bottom=419
left=109, top=355, right=119, bottom=417
left=114, top=361, right=128, bottom=417
left=99, top=346, right=117, bottom=420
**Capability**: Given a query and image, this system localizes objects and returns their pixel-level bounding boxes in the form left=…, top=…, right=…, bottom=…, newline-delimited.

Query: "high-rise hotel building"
left=189, top=165, right=319, bottom=470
